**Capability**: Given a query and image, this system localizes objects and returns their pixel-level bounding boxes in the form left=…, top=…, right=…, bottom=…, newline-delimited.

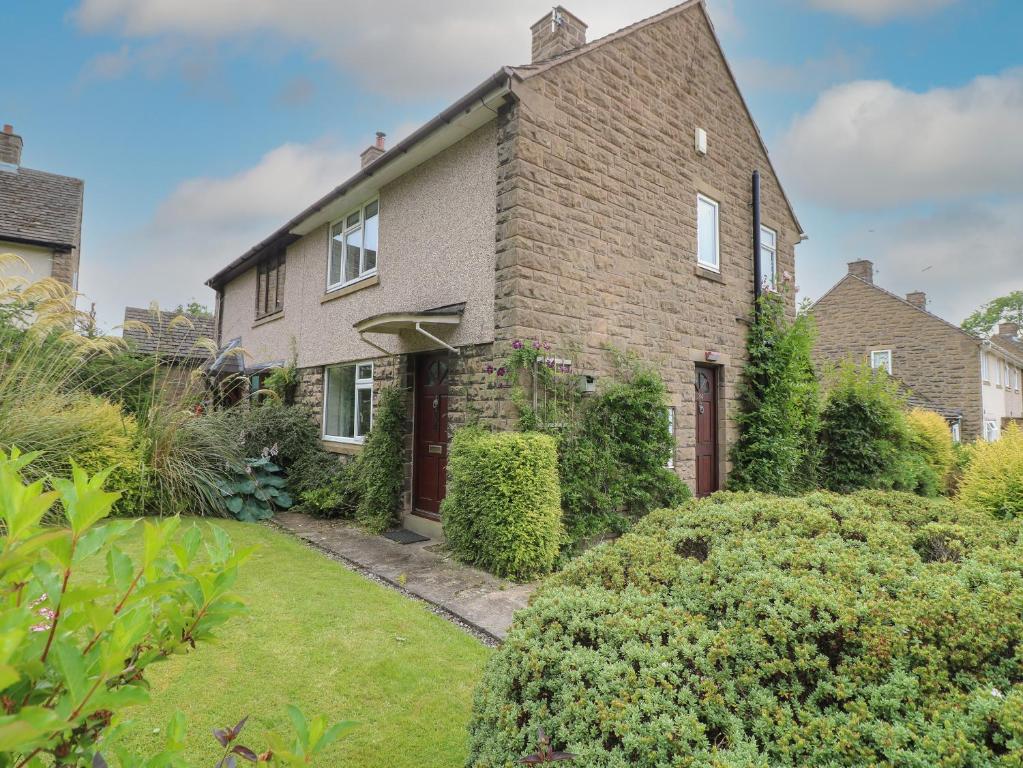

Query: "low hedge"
left=468, top=491, right=1023, bottom=767
left=442, top=429, right=562, bottom=580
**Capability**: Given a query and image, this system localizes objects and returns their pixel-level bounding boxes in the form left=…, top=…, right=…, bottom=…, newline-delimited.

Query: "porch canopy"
left=353, top=302, right=465, bottom=355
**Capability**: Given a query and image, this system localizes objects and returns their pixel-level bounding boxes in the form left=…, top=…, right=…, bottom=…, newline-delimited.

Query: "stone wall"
left=493, top=3, right=801, bottom=490
left=811, top=274, right=984, bottom=439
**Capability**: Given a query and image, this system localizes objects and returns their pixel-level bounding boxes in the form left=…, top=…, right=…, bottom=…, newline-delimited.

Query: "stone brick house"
left=810, top=260, right=1023, bottom=442
left=0, top=124, right=83, bottom=290
left=206, top=1, right=804, bottom=535
left=122, top=307, right=216, bottom=404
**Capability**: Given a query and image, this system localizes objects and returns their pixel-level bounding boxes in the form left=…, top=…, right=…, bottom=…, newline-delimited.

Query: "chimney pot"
left=360, top=132, right=386, bottom=168
left=0, top=124, right=23, bottom=166
left=847, top=259, right=874, bottom=284
left=999, top=322, right=1020, bottom=338
left=531, top=6, right=587, bottom=63
left=906, top=291, right=927, bottom=309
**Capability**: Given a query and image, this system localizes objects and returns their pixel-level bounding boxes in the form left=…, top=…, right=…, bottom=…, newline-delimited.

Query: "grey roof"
left=0, top=166, right=83, bottom=249
left=892, top=377, right=963, bottom=421
left=121, top=307, right=215, bottom=362
left=991, top=332, right=1023, bottom=362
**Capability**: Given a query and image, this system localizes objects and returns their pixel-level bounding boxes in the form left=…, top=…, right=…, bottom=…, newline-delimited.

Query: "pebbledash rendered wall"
left=491, top=5, right=800, bottom=487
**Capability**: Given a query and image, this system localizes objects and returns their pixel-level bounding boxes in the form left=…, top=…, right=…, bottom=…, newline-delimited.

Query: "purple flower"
left=543, top=341, right=552, bottom=351
left=496, top=367, right=507, bottom=377
left=512, top=340, right=523, bottom=350
left=485, top=365, right=494, bottom=374
left=532, top=340, right=541, bottom=350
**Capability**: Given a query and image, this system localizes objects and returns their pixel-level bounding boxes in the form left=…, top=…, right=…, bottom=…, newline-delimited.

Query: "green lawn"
left=111, top=521, right=491, bottom=767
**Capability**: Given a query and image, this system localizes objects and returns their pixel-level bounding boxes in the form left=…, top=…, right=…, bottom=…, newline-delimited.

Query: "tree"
left=173, top=300, right=212, bottom=319
left=729, top=290, right=820, bottom=495
left=961, top=291, right=1023, bottom=337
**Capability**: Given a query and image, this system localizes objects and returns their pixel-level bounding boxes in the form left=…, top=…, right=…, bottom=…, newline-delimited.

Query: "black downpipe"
left=752, top=170, right=763, bottom=316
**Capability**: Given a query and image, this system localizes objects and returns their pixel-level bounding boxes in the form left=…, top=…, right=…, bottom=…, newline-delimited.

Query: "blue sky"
left=4, top=0, right=1022, bottom=331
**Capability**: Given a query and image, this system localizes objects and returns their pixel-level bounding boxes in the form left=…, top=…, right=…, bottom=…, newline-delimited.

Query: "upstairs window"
left=329, top=200, right=379, bottom=291
left=760, top=225, right=778, bottom=292
left=323, top=362, right=373, bottom=443
left=870, top=349, right=892, bottom=375
left=982, top=353, right=990, bottom=382
left=697, top=194, right=720, bottom=272
left=256, top=252, right=285, bottom=318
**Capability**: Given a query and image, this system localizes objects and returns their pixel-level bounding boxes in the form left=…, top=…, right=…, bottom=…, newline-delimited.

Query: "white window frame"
left=984, top=420, right=1000, bottom=442
left=760, top=225, right=778, bottom=292
left=982, top=353, right=990, bottom=383
left=950, top=421, right=961, bottom=444
left=995, top=358, right=1003, bottom=387
left=666, top=406, right=675, bottom=469
left=322, top=361, right=374, bottom=444
left=696, top=194, right=720, bottom=272
left=327, top=198, right=379, bottom=292
left=870, top=349, right=892, bottom=375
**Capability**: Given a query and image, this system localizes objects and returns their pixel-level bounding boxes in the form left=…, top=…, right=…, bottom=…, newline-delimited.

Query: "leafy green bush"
left=907, top=408, right=955, bottom=491
left=959, top=423, right=1023, bottom=518
left=355, top=386, right=406, bottom=533
left=217, top=454, right=294, bottom=521
left=729, top=291, right=819, bottom=494
left=442, top=429, right=562, bottom=580
left=239, top=401, right=320, bottom=470
left=299, top=463, right=361, bottom=519
left=468, top=490, right=1023, bottom=767
left=818, top=363, right=913, bottom=492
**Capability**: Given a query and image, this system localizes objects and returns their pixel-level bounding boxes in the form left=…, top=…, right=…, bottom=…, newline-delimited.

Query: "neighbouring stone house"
left=0, top=124, right=84, bottom=290
left=122, top=307, right=216, bottom=403
left=206, top=0, right=804, bottom=535
left=810, top=260, right=1023, bottom=442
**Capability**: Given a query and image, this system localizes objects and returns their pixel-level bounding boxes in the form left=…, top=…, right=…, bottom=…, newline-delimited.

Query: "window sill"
left=322, top=274, right=379, bottom=304
left=253, top=311, right=284, bottom=328
left=694, top=265, right=725, bottom=284
left=321, top=440, right=364, bottom=456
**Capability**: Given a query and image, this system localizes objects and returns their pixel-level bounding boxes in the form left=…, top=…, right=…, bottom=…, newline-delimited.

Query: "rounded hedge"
left=959, top=422, right=1023, bottom=519
left=442, top=429, right=562, bottom=580
left=467, top=491, right=1023, bottom=767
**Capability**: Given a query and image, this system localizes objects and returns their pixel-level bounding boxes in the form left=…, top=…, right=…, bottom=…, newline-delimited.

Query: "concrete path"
left=273, top=512, right=536, bottom=642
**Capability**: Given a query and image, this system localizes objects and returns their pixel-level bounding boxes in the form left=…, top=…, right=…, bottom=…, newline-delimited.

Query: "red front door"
left=694, top=365, right=719, bottom=497
left=413, top=352, right=451, bottom=518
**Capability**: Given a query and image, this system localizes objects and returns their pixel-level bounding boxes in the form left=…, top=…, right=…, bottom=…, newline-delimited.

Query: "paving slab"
left=273, top=512, right=536, bottom=641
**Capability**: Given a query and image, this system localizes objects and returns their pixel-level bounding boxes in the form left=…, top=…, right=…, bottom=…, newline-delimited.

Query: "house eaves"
left=206, top=69, right=514, bottom=289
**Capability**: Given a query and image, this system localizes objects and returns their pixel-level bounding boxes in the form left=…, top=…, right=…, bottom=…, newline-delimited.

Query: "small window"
left=328, top=200, right=379, bottom=291
left=256, top=252, right=286, bottom=318
left=697, top=194, right=720, bottom=271
left=995, top=359, right=1003, bottom=387
left=666, top=406, right=675, bottom=469
left=984, top=420, right=999, bottom=442
left=870, top=350, right=892, bottom=375
left=760, top=226, right=777, bottom=292
left=950, top=421, right=961, bottom=444
left=323, top=362, right=373, bottom=442
left=982, top=353, right=990, bottom=382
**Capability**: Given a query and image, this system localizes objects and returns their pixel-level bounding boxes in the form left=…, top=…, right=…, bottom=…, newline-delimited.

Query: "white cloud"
left=732, top=50, right=863, bottom=94
left=805, top=0, right=958, bottom=23
left=78, top=139, right=361, bottom=332
left=778, top=69, right=1023, bottom=208
left=800, top=200, right=1023, bottom=326
left=72, top=0, right=733, bottom=98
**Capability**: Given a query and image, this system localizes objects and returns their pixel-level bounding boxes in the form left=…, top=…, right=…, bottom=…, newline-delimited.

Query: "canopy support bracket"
left=415, top=322, right=460, bottom=355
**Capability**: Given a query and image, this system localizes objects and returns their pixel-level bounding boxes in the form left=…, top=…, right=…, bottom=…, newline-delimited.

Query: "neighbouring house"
left=0, top=124, right=84, bottom=290
left=122, top=307, right=216, bottom=403
left=810, top=260, right=1023, bottom=442
left=206, top=0, right=804, bottom=534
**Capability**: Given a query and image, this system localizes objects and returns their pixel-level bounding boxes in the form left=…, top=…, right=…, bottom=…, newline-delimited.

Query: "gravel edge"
left=265, top=519, right=501, bottom=648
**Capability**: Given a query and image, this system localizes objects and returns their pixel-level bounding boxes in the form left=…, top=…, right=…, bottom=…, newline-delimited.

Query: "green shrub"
left=468, top=491, right=1023, bottom=767
left=239, top=401, right=320, bottom=470
left=907, top=408, right=955, bottom=490
left=355, top=386, right=406, bottom=532
left=558, top=360, right=690, bottom=544
left=442, top=429, right=562, bottom=579
left=818, top=363, right=912, bottom=492
left=300, top=459, right=361, bottom=519
left=217, top=455, right=294, bottom=521
left=730, top=291, right=820, bottom=494
left=959, top=423, right=1023, bottom=518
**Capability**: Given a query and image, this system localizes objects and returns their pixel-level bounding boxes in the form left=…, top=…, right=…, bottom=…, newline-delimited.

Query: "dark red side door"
left=694, top=365, right=719, bottom=497
left=413, top=352, right=450, bottom=518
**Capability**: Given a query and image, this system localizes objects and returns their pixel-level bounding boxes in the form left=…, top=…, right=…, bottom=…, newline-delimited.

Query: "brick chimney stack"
left=360, top=131, right=386, bottom=168
left=847, top=259, right=874, bottom=284
left=0, top=124, right=23, bottom=167
left=906, top=291, right=927, bottom=309
left=999, top=322, right=1020, bottom=338
left=531, top=7, right=587, bottom=63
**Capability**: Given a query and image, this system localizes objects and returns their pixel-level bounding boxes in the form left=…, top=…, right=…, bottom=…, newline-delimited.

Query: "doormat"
left=383, top=529, right=430, bottom=545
